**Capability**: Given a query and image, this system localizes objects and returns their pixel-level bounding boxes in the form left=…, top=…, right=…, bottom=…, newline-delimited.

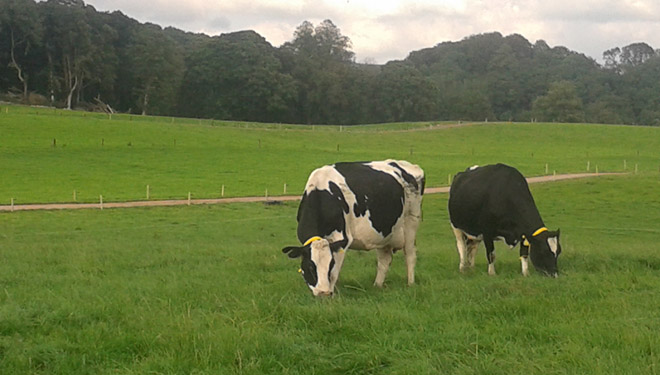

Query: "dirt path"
left=0, top=172, right=623, bottom=212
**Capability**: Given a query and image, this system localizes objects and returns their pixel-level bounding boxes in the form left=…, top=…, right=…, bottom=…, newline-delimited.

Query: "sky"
left=82, top=0, right=660, bottom=64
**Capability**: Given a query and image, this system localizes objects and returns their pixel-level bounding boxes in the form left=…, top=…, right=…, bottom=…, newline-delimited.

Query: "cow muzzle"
left=313, top=290, right=334, bottom=297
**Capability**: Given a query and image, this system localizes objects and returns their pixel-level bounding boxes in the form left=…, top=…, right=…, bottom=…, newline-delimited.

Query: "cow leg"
left=403, top=214, right=420, bottom=285
left=452, top=227, right=470, bottom=272
left=466, top=239, right=480, bottom=268
left=519, top=243, right=530, bottom=277
left=329, top=249, right=347, bottom=291
left=374, top=247, right=393, bottom=287
left=484, top=238, right=496, bottom=275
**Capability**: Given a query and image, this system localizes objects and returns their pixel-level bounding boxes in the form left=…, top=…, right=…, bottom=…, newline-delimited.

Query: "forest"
left=1, top=0, right=659, bottom=125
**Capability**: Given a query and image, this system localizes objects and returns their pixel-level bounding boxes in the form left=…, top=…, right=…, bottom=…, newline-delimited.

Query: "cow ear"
left=555, top=228, right=560, bottom=238
left=282, top=246, right=305, bottom=259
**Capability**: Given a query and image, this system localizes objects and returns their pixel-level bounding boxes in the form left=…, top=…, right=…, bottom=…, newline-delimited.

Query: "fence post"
left=265, top=189, right=269, bottom=201
left=73, top=190, right=77, bottom=202
left=188, top=192, right=191, bottom=206
left=100, top=195, right=103, bottom=210
left=587, top=161, right=590, bottom=172
left=10, top=198, right=14, bottom=212
left=545, top=163, right=549, bottom=174
left=221, top=185, right=225, bottom=197
left=146, top=185, right=150, bottom=200
left=284, top=183, right=287, bottom=194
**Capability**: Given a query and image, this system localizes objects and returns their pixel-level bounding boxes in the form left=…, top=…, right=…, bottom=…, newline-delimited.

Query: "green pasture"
left=1, top=174, right=660, bottom=374
left=1, top=104, right=659, bottom=204
left=2, top=105, right=660, bottom=373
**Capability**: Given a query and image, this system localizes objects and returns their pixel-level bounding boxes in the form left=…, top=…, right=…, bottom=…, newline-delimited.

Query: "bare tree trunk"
left=141, top=91, right=149, bottom=116
left=66, top=75, right=78, bottom=110
left=63, top=56, right=79, bottom=110
left=8, top=29, right=29, bottom=102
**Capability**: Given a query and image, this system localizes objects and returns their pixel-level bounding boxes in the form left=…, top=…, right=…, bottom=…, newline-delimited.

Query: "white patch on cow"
left=548, top=237, right=559, bottom=257
left=469, top=165, right=479, bottom=170
left=309, top=239, right=333, bottom=296
left=520, top=256, right=530, bottom=276
left=488, top=263, right=496, bottom=275
left=464, top=232, right=483, bottom=241
left=304, top=166, right=347, bottom=195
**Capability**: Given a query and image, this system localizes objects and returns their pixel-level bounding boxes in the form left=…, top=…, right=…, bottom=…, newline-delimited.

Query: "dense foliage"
left=1, top=0, right=659, bottom=125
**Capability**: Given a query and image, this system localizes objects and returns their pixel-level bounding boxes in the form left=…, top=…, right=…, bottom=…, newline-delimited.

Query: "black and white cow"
left=448, top=163, right=561, bottom=277
left=282, top=160, right=425, bottom=296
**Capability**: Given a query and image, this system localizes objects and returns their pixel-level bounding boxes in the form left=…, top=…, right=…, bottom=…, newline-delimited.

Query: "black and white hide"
left=448, top=164, right=561, bottom=277
left=282, top=160, right=425, bottom=296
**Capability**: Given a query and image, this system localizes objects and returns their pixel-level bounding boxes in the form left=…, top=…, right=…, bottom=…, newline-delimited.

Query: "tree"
left=40, top=0, right=95, bottom=109
left=179, top=31, right=295, bottom=122
left=532, top=81, right=584, bottom=123
left=280, top=20, right=356, bottom=124
left=371, top=62, right=438, bottom=123
left=603, top=47, right=622, bottom=73
left=0, top=0, right=42, bottom=101
left=126, top=24, right=184, bottom=115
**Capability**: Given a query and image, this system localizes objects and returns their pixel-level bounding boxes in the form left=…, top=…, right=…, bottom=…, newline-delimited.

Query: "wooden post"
left=10, top=198, right=14, bottom=212
left=284, top=183, right=287, bottom=194
left=73, top=190, right=77, bottom=202
left=265, top=189, right=269, bottom=201
left=587, top=161, right=590, bottom=172
left=545, top=163, right=549, bottom=174
left=595, top=165, right=599, bottom=174
left=100, top=195, right=103, bottom=210
left=448, top=174, right=452, bottom=186
left=188, top=192, right=191, bottom=206
left=146, top=185, right=150, bottom=200
left=221, top=185, right=225, bottom=197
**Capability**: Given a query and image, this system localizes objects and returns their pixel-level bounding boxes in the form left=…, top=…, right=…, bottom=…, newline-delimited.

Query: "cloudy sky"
left=83, top=0, right=660, bottom=64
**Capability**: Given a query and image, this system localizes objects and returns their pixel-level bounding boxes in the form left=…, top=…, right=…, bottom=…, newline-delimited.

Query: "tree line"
left=1, top=0, right=659, bottom=125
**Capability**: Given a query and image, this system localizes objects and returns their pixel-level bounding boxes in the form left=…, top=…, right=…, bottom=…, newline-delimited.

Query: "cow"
left=448, top=163, right=561, bottom=277
left=282, top=160, right=425, bottom=296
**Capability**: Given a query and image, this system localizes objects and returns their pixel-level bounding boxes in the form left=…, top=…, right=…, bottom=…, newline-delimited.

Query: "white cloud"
left=83, top=0, right=660, bottom=63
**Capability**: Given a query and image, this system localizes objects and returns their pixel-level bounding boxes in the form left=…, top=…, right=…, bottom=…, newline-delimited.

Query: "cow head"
left=528, top=229, right=561, bottom=277
left=282, top=237, right=338, bottom=296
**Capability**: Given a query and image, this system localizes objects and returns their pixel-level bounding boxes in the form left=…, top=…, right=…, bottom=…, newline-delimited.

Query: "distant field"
left=1, top=104, right=659, bottom=204
left=2, top=174, right=659, bottom=374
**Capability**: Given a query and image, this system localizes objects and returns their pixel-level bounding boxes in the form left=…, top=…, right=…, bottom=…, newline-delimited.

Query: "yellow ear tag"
left=339, top=249, right=345, bottom=254
left=298, top=268, right=302, bottom=273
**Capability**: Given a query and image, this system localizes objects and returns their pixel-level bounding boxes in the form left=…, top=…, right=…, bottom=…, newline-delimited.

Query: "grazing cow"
left=448, top=164, right=561, bottom=277
left=282, top=160, right=425, bottom=296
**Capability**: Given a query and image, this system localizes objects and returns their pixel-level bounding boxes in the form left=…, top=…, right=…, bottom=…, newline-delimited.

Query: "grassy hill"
left=1, top=105, right=659, bottom=204
left=1, top=105, right=660, bottom=374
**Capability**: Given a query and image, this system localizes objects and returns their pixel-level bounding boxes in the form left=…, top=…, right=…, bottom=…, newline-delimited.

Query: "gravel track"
left=0, top=172, right=623, bottom=212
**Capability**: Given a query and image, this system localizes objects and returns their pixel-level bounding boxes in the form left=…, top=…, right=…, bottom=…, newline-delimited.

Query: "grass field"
left=2, top=104, right=660, bottom=204
left=1, top=106, right=660, bottom=373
